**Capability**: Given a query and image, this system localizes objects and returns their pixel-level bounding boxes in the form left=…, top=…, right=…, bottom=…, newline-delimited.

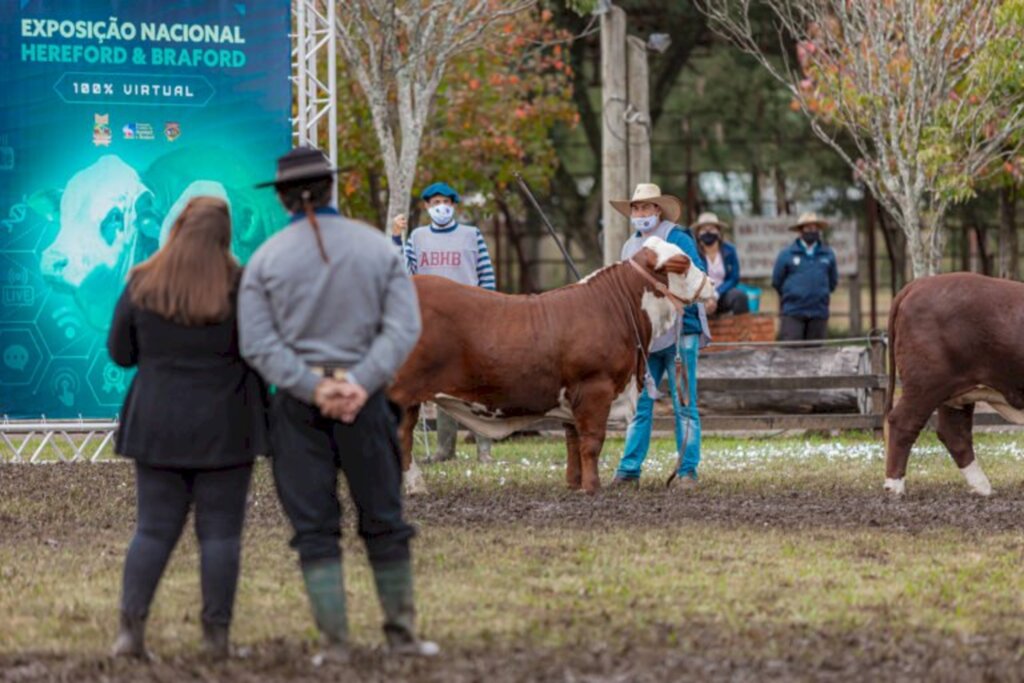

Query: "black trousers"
left=121, top=462, right=253, bottom=625
left=269, top=391, right=414, bottom=566
left=713, top=288, right=750, bottom=316
left=779, top=315, right=829, bottom=341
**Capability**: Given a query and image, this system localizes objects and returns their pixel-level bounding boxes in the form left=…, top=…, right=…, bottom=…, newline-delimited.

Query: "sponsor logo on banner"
left=164, top=122, right=181, bottom=142
left=92, top=113, right=111, bottom=147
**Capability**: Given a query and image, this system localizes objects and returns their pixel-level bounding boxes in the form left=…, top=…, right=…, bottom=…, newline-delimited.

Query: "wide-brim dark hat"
left=255, top=146, right=339, bottom=188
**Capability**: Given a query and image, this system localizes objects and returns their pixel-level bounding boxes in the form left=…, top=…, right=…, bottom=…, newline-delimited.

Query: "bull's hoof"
left=403, top=462, right=429, bottom=496
left=960, top=461, right=993, bottom=497
left=883, top=478, right=906, bottom=496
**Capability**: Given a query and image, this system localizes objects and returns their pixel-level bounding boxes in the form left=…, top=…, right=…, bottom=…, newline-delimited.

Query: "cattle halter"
left=626, top=257, right=711, bottom=311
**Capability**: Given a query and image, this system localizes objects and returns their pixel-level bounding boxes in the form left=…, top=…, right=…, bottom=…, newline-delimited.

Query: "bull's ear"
left=657, top=253, right=691, bottom=274
left=638, top=247, right=659, bottom=270
left=28, top=189, right=62, bottom=222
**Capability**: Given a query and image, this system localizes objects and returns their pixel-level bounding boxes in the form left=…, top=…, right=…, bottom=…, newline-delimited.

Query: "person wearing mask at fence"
left=391, top=182, right=495, bottom=464
left=240, top=147, right=437, bottom=663
left=108, top=197, right=269, bottom=661
left=610, top=184, right=715, bottom=491
left=693, top=212, right=749, bottom=316
left=771, top=212, right=838, bottom=341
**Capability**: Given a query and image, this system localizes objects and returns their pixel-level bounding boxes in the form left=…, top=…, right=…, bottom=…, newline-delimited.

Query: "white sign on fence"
left=732, top=217, right=859, bottom=278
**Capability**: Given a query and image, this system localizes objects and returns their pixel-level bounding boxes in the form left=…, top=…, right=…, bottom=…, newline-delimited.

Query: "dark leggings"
left=713, top=288, right=750, bottom=316
left=121, top=462, right=253, bottom=625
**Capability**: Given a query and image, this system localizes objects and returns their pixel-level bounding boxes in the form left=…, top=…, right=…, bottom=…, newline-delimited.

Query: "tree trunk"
left=900, top=209, right=943, bottom=279
left=750, top=164, right=762, bottom=216
left=498, top=199, right=536, bottom=293
left=999, top=185, right=1018, bottom=279
left=774, top=166, right=788, bottom=216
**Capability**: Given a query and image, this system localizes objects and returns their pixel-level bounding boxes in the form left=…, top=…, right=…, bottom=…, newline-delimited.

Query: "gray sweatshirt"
left=238, top=210, right=422, bottom=402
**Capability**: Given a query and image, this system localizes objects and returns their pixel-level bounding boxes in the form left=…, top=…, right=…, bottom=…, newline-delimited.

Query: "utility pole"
left=626, top=35, right=650, bottom=192
left=601, top=5, right=628, bottom=266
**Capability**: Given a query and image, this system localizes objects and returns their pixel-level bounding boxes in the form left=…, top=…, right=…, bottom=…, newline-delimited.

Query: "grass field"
left=3, top=431, right=1024, bottom=681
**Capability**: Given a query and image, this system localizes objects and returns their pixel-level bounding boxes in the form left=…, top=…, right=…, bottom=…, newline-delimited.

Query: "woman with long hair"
left=108, top=196, right=268, bottom=660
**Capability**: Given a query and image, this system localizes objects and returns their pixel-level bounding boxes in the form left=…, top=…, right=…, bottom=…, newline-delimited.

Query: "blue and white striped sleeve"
left=402, top=232, right=418, bottom=275
left=475, top=229, right=496, bottom=290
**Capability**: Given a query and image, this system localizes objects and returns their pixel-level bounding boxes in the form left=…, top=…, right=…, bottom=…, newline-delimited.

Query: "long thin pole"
left=514, top=172, right=581, bottom=282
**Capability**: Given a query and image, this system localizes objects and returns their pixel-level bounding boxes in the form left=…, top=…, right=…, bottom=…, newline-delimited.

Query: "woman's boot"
left=111, top=612, right=149, bottom=659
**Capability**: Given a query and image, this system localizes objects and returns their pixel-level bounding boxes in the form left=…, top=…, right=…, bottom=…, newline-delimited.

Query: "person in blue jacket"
left=692, top=212, right=748, bottom=316
left=771, top=212, right=838, bottom=341
left=609, top=184, right=715, bottom=491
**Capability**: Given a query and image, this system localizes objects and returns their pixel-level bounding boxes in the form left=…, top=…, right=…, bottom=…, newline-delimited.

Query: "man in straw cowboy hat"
left=239, top=146, right=439, bottom=661
left=609, top=183, right=714, bottom=491
left=771, top=211, right=838, bottom=341
left=692, top=211, right=749, bottom=316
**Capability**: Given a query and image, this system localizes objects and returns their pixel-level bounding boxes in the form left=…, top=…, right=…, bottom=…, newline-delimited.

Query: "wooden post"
left=848, top=274, right=862, bottom=335
left=601, top=5, right=629, bottom=266
left=866, top=193, right=878, bottom=330
left=626, top=35, right=650, bottom=192
left=869, top=334, right=886, bottom=437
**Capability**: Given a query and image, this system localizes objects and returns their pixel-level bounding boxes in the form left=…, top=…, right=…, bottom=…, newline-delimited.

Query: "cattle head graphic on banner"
left=0, top=1, right=292, bottom=418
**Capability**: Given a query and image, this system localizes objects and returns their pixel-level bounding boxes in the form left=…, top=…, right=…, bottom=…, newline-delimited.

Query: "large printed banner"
left=732, top=217, right=859, bottom=279
left=0, top=1, right=291, bottom=419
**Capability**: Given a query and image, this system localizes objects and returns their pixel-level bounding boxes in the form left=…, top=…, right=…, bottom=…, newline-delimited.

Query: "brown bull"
left=387, top=236, right=716, bottom=494
left=884, top=272, right=1024, bottom=496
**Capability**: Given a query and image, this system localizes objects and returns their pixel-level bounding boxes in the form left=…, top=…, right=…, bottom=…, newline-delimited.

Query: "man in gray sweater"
left=239, top=147, right=436, bottom=660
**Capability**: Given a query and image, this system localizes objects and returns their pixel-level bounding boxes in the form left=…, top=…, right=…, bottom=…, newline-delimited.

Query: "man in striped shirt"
left=391, top=182, right=495, bottom=462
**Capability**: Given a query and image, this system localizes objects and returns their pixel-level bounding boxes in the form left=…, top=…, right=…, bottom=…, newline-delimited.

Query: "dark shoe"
left=111, top=612, right=150, bottom=660
left=201, top=621, right=230, bottom=662
left=301, top=559, right=349, bottom=649
left=373, top=560, right=439, bottom=658
left=311, top=642, right=352, bottom=667
left=610, top=476, right=639, bottom=490
left=424, top=450, right=456, bottom=464
left=671, top=475, right=698, bottom=491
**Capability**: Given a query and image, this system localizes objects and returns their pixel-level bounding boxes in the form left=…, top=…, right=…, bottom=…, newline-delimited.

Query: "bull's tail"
left=884, top=284, right=909, bottom=418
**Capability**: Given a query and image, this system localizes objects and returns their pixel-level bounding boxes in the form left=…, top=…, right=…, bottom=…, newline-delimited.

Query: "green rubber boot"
left=372, top=560, right=440, bottom=658
left=301, top=559, right=350, bottom=664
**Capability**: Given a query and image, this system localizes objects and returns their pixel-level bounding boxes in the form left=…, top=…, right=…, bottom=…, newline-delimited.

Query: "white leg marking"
left=960, top=460, right=993, bottom=497
left=404, top=460, right=428, bottom=496
left=883, top=478, right=905, bottom=495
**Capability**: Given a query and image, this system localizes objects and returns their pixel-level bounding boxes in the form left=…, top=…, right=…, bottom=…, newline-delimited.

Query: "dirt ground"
left=3, top=454, right=1024, bottom=682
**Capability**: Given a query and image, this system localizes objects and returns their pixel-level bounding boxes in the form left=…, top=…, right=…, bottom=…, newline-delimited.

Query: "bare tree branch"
left=697, top=0, right=1024, bottom=278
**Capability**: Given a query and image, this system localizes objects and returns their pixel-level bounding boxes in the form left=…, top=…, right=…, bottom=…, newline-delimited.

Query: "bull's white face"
left=642, top=236, right=716, bottom=304
left=40, top=156, right=155, bottom=288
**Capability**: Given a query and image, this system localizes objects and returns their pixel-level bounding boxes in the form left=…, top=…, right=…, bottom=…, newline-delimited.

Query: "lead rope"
left=664, top=348, right=690, bottom=488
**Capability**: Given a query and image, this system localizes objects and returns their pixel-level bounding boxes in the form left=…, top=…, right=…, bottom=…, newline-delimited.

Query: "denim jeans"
left=616, top=334, right=701, bottom=480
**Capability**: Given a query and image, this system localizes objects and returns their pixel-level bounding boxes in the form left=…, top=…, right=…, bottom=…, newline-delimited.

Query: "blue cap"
left=420, top=182, right=460, bottom=203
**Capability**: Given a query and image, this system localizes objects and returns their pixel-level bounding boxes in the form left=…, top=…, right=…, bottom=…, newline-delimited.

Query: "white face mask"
left=631, top=215, right=660, bottom=233
left=428, top=204, right=455, bottom=226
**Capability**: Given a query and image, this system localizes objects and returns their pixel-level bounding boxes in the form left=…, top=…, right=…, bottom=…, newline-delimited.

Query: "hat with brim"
left=789, top=211, right=829, bottom=231
left=255, top=146, right=339, bottom=188
left=692, top=211, right=729, bottom=232
left=610, top=183, right=683, bottom=224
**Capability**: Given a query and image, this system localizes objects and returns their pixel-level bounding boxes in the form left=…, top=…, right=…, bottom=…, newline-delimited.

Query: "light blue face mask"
left=428, top=204, right=455, bottom=226
left=631, top=215, right=660, bottom=233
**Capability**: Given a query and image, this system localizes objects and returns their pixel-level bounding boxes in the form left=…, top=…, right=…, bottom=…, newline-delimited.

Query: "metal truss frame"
left=292, top=0, right=338, bottom=200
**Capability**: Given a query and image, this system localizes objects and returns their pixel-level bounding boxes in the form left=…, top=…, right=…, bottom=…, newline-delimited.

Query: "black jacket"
left=108, top=285, right=269, bottom=468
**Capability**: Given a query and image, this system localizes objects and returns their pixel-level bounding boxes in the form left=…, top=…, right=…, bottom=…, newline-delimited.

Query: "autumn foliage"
left=334, top=7, right=578, bottom=224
